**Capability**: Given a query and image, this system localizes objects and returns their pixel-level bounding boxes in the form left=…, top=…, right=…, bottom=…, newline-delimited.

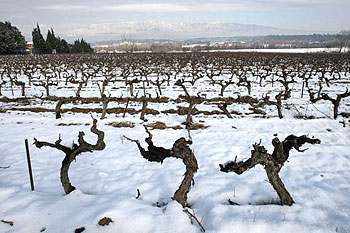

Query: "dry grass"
left=56, top=122, right=90, bottom=126
left=0, top=96, right=31, bottom=103
left=162, top=107, right=222, bottom=116
left=143, top=108, right=160, bottom=115
left=250, top=198, right=282, bottom=206
left=231, top=110, right=242, bottom=115
left=161, top=109, right=177, bottom=114
left=98, top=217, right=113, bottom=226
left=188, top=123, right=209, bottom=130
left=145, top=121, right=167, bottom=129
left=248, top=107, right=266, bottom=115
left=202, top=110, right=222, bottom=115
left=8, top=107, right=54, bottom=112
left=106, top=121, right=135, bottom=128
left=171, top=125, right=183, bottom=130
left=177, top=107, right=199, bottom=115
left=145, top=121, right=183, bottom=130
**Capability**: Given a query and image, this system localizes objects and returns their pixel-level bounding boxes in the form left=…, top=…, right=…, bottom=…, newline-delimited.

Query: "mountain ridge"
left=68, top=21, right=328, bottom=42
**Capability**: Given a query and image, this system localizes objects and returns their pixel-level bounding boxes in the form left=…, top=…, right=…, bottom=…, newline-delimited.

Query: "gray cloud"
left=0, top=0, right=349, bottom=42
left=37, top=5, right=89, bottom=11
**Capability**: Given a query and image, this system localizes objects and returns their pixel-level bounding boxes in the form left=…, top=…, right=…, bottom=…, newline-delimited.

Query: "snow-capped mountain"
left=68, top=21, right=314, bottom=41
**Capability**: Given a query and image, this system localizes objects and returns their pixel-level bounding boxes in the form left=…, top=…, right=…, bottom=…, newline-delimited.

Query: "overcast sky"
left=1, top=0, right=349, bottom=41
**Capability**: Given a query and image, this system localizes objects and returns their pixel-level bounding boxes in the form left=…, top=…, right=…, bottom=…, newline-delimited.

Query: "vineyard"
left=0, top=52, right=350, bottom=233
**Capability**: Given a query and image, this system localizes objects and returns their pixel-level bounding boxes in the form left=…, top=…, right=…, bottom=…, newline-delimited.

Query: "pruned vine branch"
left=183, top=208, right=206, bottom=232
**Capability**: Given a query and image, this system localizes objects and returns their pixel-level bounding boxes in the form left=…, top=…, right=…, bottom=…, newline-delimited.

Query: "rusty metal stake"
left=25, top=139, right=35, bottom=191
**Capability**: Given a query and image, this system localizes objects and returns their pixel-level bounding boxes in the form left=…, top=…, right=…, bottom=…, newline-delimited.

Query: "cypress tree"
left=46, top=28, right=58, bottom=53
left=31, top=24, right=93, bottom=54
left=32, top=23, right=48, bottom=54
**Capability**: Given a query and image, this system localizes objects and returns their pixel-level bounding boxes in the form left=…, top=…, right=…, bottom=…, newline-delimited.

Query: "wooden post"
left=301, top=81, right=305, bottom=98
left=123, top=98, right=130, bottom=118
left=25, top=139, right=35, bottom=191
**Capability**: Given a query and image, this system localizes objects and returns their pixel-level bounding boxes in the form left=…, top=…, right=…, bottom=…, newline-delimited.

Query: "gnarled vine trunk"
left=220, top=135, right=320, bottom=206
left=124, top=127, right=198, bottom=207
left=34, top=118, right=105, bottom=194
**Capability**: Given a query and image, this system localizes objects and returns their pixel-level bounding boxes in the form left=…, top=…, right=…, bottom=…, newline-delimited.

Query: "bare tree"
left=218, top=102, right=233, bottom=119
left=13, top=78, right=26, bottom=96
left=256, top=65, right=272, bottom=87
left=250, top=92, right=284, bottom=119
left=299, top=67, right=314, bottom=98
left=0, top=79, right=6, bottom=96
left=140, top=94, right=151, bottom=121
left=185, top=59, right=205, bottom=86
left=55, top=97, right=76, bottom=119
left=175, top=79, right=204, bottom=126
left=127, top=78, right=140, bottom=97
left=33, top=67, right=58, bottom=97
left=275, top=66, right=296, bottom=100
left=124, top=127, right=198, bottom=207
left=121, top=34, right=137, bottom=53
left=309, top=88, right=350, bottom=119
left=151, top=68, right=167, bottom=96
left=95, top=63, right=115, bottom=97
left=100, top=93, right=112, bottom=119
left=207, top=64, right=236, bottom=97
left=220, top=135, right=320, bottom=206
left=67, top=65, right=94, bottom=98
left=34, top=118, right=106, bottom=194
left=335, top=30, right=350, bottom=53
left=237, top=74, right=252, bottom=95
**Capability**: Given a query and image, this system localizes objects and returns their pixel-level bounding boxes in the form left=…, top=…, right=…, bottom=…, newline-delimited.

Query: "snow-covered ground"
left=0, top=114, right=349, bottom=233
left=0, top=56, right=350, bottom=233
left=210, top=48, right=345, bottom=53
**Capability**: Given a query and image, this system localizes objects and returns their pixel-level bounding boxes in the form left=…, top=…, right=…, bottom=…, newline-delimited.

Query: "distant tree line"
left=1, top=21, right=94, bottom=55
left=32, top=24, right=93, bottom=54
left=1, top=20, right=350, bottom=55
left=335, top=30, right=350, bottom=53
left=251, top=34, right=338, bottom=42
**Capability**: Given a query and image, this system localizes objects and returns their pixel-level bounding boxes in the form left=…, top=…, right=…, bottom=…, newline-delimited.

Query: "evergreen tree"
left=0, top=21, right=26, bottom=54
left=80, top=38, right=93, bottom=53
left=46, top=29, right=54, bottom=52
left=60, top=39, right=70, bottom=53
left=32, top=23, right=48, bottom=54
left=32, top=24, right=93, bottom=54
left=71, top=38, right=93, bottom=53
left=46, top=28, right=62, bottom=53
left=71, top=39, right=82, bottom=53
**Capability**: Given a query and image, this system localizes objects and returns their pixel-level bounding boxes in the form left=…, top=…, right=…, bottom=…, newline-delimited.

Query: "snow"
left=209, top=48, right=345, bottom=53
left=0, top=113, right=349, bottom=233
left=1, top=58, right=350, bottom=232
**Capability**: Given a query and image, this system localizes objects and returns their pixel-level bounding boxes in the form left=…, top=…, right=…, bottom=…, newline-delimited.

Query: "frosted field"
left=0, top=53, right=350, bottom=233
